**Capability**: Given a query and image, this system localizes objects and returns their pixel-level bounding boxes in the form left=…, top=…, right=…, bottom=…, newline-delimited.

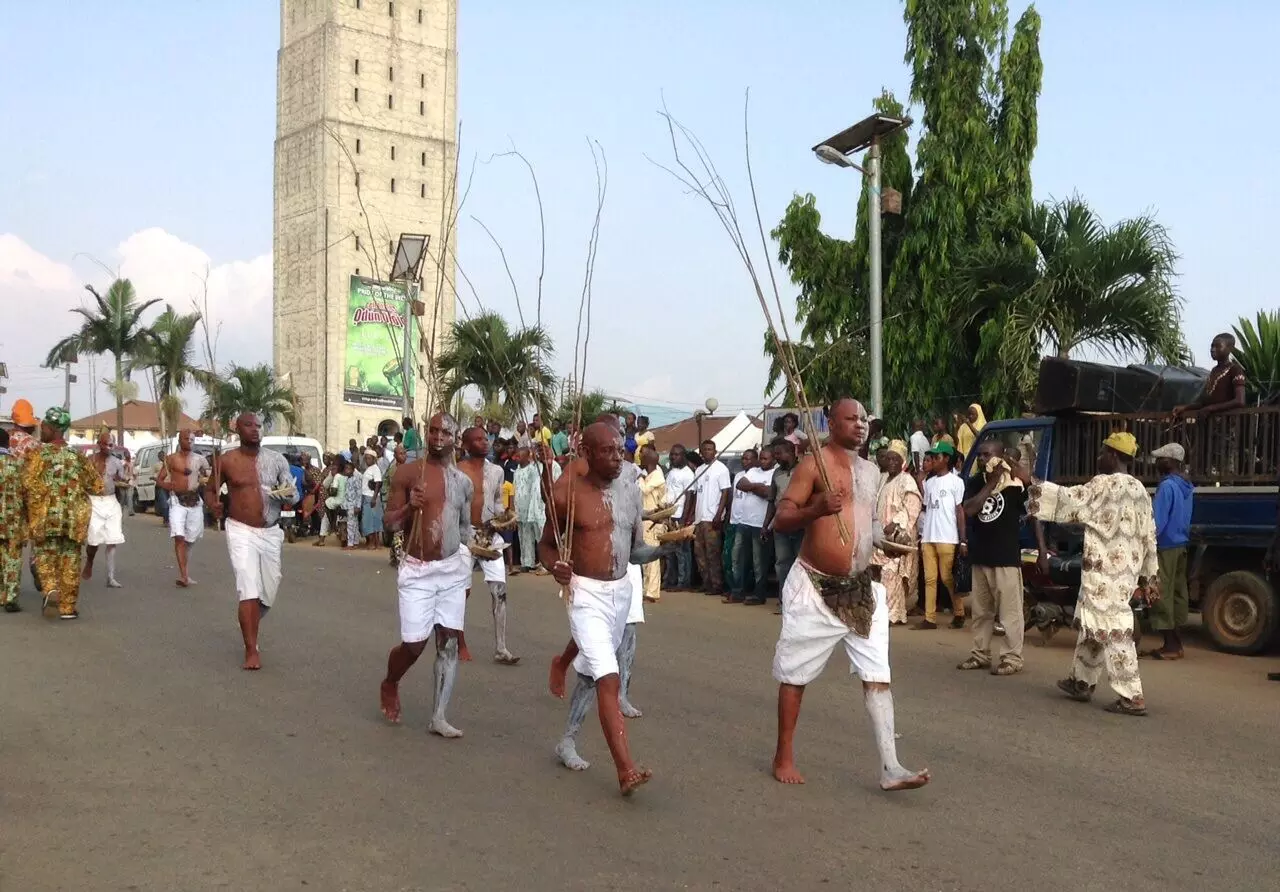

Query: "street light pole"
left=866, top=138, right=883, bottom=419
left=402, top=278, right=418, bottom=420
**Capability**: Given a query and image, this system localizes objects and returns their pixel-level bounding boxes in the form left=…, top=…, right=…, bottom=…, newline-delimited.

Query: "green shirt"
left=550, top=431, right=570, bottom=456
left=402, top=428, right=421, bottom=451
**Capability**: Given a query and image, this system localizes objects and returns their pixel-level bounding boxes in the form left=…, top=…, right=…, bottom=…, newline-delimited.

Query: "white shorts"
left=471, top=532, right=507, bottom=584
left=772, top=561, right=891, bottom=686
left=225, top=519, right=284, bottom=608
left=625, top=562, right=644, bottom=625
left=168, top=502, right=204, bottom=543
left=568, top=574, right=631, bottom=680
left=399, top=547, right=471, bottom=642
left=86, top=495, right=125, bottom=546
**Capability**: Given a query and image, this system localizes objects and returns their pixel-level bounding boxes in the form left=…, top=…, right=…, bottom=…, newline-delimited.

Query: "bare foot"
left=81, top=566, right=92, bottom=581
left=555, top=738, right=590, bottom=771
left=380, top=679, right=401, bottom=723
left=428, top=718, right=464, bottom=738
left=175, top=578, right=187, bottom=587
left=548, top=655, right=570, bottom=699
left=880, top=767, right=930, bottom=791
left=458, top=633, right=473, bottom=662
left=242, top=651, right=261, bottom=671
left=620, top=701, right=643, bottom=719
left=185, top=579, right=197, bottom=587
left=494, top=651, right=521, bottom=666
left=772, top=757, right=806, bottom=785
left=619, top=767, right=652, bottom=796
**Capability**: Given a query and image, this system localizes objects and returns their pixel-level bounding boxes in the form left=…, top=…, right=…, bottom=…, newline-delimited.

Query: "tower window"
left=420, top=73, right=425, bottom=88
left=420, top=183, right=425, bottom=198
left=355, top=138, right=361, bottom=154
left=389, top=240, right=395, bottom=255
left=420, top=151, right=426, bottom=166
left=388, top=93, right=394, bottom=109
left=390, top=178, right=396, bottom=193
left=418, top=100, right=424, bottom=115
left=355, top=0, right=361, bottom=8
left=390, top=145, right=396, bottom=160
left=356, top=268, right=361, bottom=276
left=355, top=236, right=361, bottom=251
left=418, top=9, right=423, bottom=24
left=389, top=66, right=394, bottom=80
left=354, top=59, right=360, bottom=75
left=353, top=87, right=359, bottom=102
left=355, top=173, right=361, bottom=188
left=388, top=2, right=394, bottom=15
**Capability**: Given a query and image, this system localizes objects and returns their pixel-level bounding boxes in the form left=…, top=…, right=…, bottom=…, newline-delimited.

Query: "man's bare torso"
left=552, top=472, right=641, bottom=582
left=795, top=445, right=880, bottom=578
left=220, top=449, right=268, bottom=528
left=167, top=450, right=203, bottom=493
left=389, top=458, right=471, bottom=562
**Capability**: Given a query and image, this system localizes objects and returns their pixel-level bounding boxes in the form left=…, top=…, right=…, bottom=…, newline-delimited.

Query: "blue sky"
left=2, top=1, right=1276, bottom=425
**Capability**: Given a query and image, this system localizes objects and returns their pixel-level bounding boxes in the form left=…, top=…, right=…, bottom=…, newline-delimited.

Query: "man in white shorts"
left=457, top=426, right=518, bottom=664
left=770, top=398, right=930, bottom=792
left=206, top=413, right=296, bottom=671
left=379, top=413, right=474, bottom=738
left=541, top=422, right=687, bottom=795
left=156, top=429, right=209, bottom=587
left=83, top=430, right=129, bottom=589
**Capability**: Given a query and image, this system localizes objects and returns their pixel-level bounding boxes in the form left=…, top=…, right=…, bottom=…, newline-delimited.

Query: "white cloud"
left=0, top=230, right=271, bottom=421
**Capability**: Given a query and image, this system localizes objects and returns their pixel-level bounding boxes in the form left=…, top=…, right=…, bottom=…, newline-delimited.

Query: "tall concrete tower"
left=274, top=0, right=458, bottom=446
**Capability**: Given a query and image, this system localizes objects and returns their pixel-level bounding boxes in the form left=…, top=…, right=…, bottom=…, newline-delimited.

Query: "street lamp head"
left=814, top=144, right=854, bottom=168
left=704, top=397, right=719, bottom=414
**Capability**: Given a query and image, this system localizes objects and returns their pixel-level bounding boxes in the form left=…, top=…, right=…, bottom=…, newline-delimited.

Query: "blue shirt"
left=1152, top=473, right=1194, bottom=551
left=289, top=465, right=306, bottom=507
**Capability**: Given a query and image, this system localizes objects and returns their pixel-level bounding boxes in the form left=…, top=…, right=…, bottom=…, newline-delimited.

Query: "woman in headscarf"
left=871, top=440, right=922, bottom=624
left=955, top=403, right=987, bottom=460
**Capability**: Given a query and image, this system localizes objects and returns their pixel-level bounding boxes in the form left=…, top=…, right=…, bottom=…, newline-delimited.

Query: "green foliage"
left=553, top=389, right=627, bottom=426
left=129, top=306, right=210, bottom=437
left=954, top=196, right=1188, bottom=414
left=435, top=312, right=557, bottom=420
left=1232, top=310, right=1280, bottom=404
left=46, top=278, right=161, bottom=436
left=203, top=364, right=299, bottom=433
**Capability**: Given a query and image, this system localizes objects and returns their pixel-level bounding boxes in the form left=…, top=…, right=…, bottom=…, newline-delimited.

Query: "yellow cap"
left=1103, top=432, right=1138, bottom=457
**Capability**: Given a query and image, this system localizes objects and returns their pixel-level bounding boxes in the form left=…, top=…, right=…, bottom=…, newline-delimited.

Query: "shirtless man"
left=457, top=426, right=519, bottom=665
left=157, top=429, right=209, bottom=587
left=379, top=413, right=474, bottom=737
left=771, top=398, right=930, bottom=792
left=539, top=422, right=683, bottom=795
left=83, top=430, right=129, bottom=588
left=206, top=413, right=296, bottom=670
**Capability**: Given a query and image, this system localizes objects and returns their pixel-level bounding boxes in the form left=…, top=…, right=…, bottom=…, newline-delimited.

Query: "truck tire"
left=1202, top=571, right=1279, bottom=655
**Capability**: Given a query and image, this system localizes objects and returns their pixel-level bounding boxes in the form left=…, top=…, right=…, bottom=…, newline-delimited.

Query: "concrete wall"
left=274, top=0, right=458, bottom=449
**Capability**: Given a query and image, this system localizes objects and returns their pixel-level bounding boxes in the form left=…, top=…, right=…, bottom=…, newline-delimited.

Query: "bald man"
left=380, top=413, right=474, bottom=737
left=539, top=421, right=684, bottom=795
left=207, top=413, right=296, bottom=670
left=771, top=398, right=929, bottom=791
left=457, top=426, right=519, bottom=665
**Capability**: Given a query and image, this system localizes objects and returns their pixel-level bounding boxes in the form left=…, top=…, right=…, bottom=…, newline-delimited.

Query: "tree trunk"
left=115, top=354, right=127, bottom=449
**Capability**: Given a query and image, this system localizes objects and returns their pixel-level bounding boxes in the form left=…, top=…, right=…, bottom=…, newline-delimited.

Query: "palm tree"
left=129, top=306, right=209, bottom=442
left=435, top=312, right=556, bottom=420
left=555, top=388, right=627, bottom=425
left=954, top=197, right=1189, bottom=413
left=1233, top=310, right=1280, bottom=405
left=46, top=279, right=161, bottom=441
left=203, top=364, right=299, bottom=433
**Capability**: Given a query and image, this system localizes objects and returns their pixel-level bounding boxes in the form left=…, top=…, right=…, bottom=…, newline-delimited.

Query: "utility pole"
left=0, top=361, right=8, bottom=405
left=63, top=363, right=78, bottom=411
left=866, top=138, right=883, bottom=419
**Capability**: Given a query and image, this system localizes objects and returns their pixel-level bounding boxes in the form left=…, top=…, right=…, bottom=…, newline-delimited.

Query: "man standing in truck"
left=1144, top=443, right=1194, bottom=660
left=1173, top=333, right=1246, bottom=418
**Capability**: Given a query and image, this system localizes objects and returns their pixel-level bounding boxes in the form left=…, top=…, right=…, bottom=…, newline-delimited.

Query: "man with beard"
left=770, top=398, right=929, bottom=791
left=379, top=413, right=473, bottom=736
left=206, top=413, right=296, bottom=670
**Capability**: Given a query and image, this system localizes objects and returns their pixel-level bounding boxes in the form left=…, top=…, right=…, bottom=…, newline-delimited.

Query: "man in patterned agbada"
left=1028, top=432, right=1159, bottom=716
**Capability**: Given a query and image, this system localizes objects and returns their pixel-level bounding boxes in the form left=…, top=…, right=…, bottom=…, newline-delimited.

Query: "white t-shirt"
left=693, top=460, right=732, bottom=524
left=730, top=467, right=774, bottom=528
left=664, top=464, right=696, bottom=517
left=361, top=464, right=383, bottom=499
left=909, top=430, right=930, bottom=463
left=920, top=473, right=966, bottom=544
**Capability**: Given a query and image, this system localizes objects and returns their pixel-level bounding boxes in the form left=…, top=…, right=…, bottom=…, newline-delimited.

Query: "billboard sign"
left=343, top=275, right=415, bottom=408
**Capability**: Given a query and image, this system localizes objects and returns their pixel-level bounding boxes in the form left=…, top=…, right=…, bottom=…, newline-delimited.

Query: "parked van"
left=259, top=435, right=324, bottom=469
left=132, top=435, right=225, bottom=513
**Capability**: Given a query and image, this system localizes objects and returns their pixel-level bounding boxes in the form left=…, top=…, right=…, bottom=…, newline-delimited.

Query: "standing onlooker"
left=316, top=456, right=345, bottom=546
left=0, top=429, right=24, bottom=612
left=530, top=413, right=552, bottom=450
left=957, top=440, right=1037, bottom=676
left=515, top=420, right=532, bottom=449
left=550, top=420, right=569, bottom=457
left=728, top=447, right=774, bottom=605
left=872, top=441, right=922, bottom=624
left=908, top=420, right=931, bottom=473
left=513, top=447, right=541, bottom=572
left=865, top=418, right=890, bottom=460
left=622, top=412, right=639, bottom=457
left=774, top=412, right=808, bottom=454
left=341, top=458, right=362, bottom=549
left=684, top=439, right=731, bottom=596
left=1174, top=333, right=1247, bottom=418
left=634, top=416, right=655, bottom=462
left=1145, top=443, right=1193, bottom=660
left=401, top=416, right=421, bottom=458
left=918, top=442, right=966, bottom=630
left=930, top=417, right=955, bottom=449
left=637, top=445, right=666, bottom=603
left=955, top=403, right=987, bottom=461
left=766, top=439, right=801, bottom=612
left=359, top=449, right=384, bottom=549
left=661, top=444, right=695, bottom=591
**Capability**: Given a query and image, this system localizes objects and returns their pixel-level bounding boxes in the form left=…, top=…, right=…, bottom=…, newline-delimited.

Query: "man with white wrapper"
left=83, top=430, right=129, bottom=589
left=379, top=413, right=475, bottom=737
left=206, top=413, right=296, bottom=671
left=457, top=426, right=519, bottom=665
left=771, top=398, right=930, bottom=792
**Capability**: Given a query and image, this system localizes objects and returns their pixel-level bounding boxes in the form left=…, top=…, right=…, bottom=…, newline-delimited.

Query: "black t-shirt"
left=964, top=476, right=1026, bottom=568
left=501, top=458, right=519, bottom=484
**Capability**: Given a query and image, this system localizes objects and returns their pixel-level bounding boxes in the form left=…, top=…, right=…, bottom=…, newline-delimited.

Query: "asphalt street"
left=2, top=515, right=1278, bottom=892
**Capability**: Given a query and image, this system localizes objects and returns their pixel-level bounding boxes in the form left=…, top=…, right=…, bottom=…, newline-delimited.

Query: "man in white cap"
left=1144, top=443, right=1193, bottom=660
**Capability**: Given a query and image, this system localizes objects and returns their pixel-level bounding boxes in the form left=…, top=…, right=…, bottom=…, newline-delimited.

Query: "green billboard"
left=343, top=275, right=415, bottom=408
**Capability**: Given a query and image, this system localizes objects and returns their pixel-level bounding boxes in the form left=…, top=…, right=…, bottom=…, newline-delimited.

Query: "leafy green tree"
left=1232, top=310, right=1280, bottom=404
left=203, top=364, right=299, bottom=433
left=553, top=388, right=627, bottom=426
left=954, top=196, right=1188, bottom=412
left=46, top=278, right=161, bottom=442
left=129, top=306, right=209, bottom=441
left=435, top=312, right=556, bottom=420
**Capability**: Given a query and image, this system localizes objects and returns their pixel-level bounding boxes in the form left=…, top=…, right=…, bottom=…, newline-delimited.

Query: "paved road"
left=2, top=515, right=1278, bottom=891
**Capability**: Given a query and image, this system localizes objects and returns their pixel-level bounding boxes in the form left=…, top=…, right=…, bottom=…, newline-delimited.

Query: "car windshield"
left=262, top=443, right=320, bottom=467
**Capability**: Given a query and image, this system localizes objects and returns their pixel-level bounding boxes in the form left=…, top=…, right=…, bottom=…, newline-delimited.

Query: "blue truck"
left=961, top=401, right=1279, bottom=655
